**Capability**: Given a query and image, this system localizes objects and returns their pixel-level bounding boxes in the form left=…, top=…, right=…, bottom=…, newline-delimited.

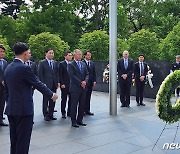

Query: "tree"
left=128, top=29, right=160, bottom=60
left=23, top=4, right=83, bottom=49
left=78, top=30, right=128, bottom=61
left=119, top=0, right=156, bottom=33
left=28, top=32, right=70, bottom=61
left=32, top=0, right=109, bottom=32
left=0, top=0, right=26, bottom=19
left=0, top=35, right=13, bottom=60
left=0, top=16, right=17, bottom=47
left=159, top=22, right=180, bottom=62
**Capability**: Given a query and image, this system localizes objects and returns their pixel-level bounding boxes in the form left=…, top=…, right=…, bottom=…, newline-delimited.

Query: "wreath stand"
left=152, top=96, right=180, bottom=151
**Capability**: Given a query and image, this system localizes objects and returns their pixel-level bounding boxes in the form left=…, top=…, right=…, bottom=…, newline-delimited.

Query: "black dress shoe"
left=121, top=105, right=126, bottom=107
left=77, top=122, right=87, bottom=126
left=49, top=116, right=57, bottom=120
left=44, top=116, right=50, bottom=121
left=62, top=114, right=66, bottom=119
left=140, top=103, right=145, bottom=106
left=0, top=121, right=8, bottom=126
left=72, top=124, right=79, bottom=128
left=85, top=112, right=94, bottom=116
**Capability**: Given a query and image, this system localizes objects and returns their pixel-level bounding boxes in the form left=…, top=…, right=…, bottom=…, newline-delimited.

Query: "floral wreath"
left=156, top=70, right=180, bottom=124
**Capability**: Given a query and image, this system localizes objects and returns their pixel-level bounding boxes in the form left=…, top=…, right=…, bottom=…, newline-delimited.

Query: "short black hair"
left=45, top=48, right=53, bottom=53
left=139, top=54, right=144, bottom=57
left=84, top=50, right=91, bottom=56
left=13, top=42, right=29, bottom=55
left=0, top=44, right=5, bottom=51
left=64, top=51, right=71, bottom=56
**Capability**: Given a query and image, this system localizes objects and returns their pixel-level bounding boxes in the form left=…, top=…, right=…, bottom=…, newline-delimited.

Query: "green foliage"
left=78, top=30, right=128, bottom=61
left=156, top=70, right=180, bottom=124
left=0, top=35, right=13, bottom=60
left=0, top=16, right=17, bottom=47
left=28, top=32, right=70, bottom=61
left=0, top=0, right=25, bottom=19
left=128, top=29, right=160, bottom=60
left=159, top=22, right=180, bottom=62
left=23, top=4, right=82, bottom=49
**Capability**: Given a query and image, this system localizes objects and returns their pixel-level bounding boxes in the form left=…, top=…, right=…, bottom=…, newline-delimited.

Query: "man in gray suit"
left=0, top=44, right=8, bottom=126
left=38, top=48, right=60, bottom=121
left=68, top=49, right=89, bottom=127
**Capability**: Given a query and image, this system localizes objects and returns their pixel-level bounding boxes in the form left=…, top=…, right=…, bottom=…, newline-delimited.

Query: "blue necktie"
left=49, top=61, right=53, bottom=69
left=140, top=62, right=144, bottom=76
left=77, top=61, right=82, bottom=72
left=124, top=59, right=128, bottom=69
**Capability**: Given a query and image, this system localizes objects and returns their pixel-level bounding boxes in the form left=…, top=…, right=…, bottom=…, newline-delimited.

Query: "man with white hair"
left=68, top=49, right=89, bottom=127
left=117, top=50, right=134, bottom=108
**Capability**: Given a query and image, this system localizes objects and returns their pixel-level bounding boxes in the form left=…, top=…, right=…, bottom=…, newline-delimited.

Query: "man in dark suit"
left=172, top=55, right=180, bottom=96
left=82, top=51, right=96, bottom=116
left=117, top=50, right=134, bottom=108
left=59, top=51, right=73, bottom=119
left=134, top=54, right=148, bottom=106
left=68, top=49, right=89, bottom=127
left=25, top=50, right=37, bottom=96
left=38, top=48, right=60, bottom=121
left=0, top=44, right=8, bottom=126
left=4, top=42, right=58, bottom=154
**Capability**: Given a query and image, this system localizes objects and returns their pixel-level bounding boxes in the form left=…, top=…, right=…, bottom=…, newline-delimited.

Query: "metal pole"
left=109, top=0, right=117, bottom=115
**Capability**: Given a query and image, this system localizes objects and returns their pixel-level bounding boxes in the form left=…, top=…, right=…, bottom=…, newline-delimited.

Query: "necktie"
left=124, top=59, right=128, bottom=69
left=140, top=62, right=144, bottom=76
left=0, top=59, right=3, bottom=71
left=50, top=61, right=53, bottom=69
left=88, top=62, right=90, bottom=67
left=26, top=61, right=31, bottom=66
left=77, top=61, right=82, bottom=72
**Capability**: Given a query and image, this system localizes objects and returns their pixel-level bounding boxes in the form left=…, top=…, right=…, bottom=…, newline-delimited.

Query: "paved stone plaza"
left=0, top=90, right=179, bottom=154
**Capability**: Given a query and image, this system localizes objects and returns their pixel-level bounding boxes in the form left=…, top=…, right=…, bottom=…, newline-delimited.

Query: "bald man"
left=117, top=51, right=134, bottom=108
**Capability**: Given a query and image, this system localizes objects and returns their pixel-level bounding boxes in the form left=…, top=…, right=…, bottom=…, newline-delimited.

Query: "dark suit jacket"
left=38, top=59, right=59, bottom=88
left=68, top=60, right=89, bottom=92
left=134, top=62, right=148, bottom=81
left=4, top=59, right=53, bottom=116
left=59, top=61, right=70, bottom=88
left=0, top=59, right=8, bottom=84
left=172, top=63, right=180, bottom=72
left=30, top=61, right=37, bottom=76
left=82, top=60, right=96, bottom=87
left=117, top=58, right=134, bottom=82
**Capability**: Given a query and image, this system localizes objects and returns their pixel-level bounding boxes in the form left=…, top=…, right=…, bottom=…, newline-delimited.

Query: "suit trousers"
left=42, top=83, right=56, bottom=118
left=8, top=115, right=33, bottom=154
left=136, top=80, right=145, bottom=104
left=0, top=84, right=5, bottom=120
left=70, top=90, right=86, bottom=125
left=119, top=79, right=131, bottom=106
left=61, top=87, right=71, bottom=116
left=85, top=86, right=93, bottom=113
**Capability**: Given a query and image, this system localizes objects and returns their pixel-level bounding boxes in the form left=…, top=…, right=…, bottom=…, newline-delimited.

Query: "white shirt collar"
left=85, top=59, right=90, bottom=63
left=46, top=58, right=53, bottom=63
left=74, top=59, right=80, bottom=63
left=15, top=58, right=24, bottom=63
left=65, top=59, right=69, bottom=64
